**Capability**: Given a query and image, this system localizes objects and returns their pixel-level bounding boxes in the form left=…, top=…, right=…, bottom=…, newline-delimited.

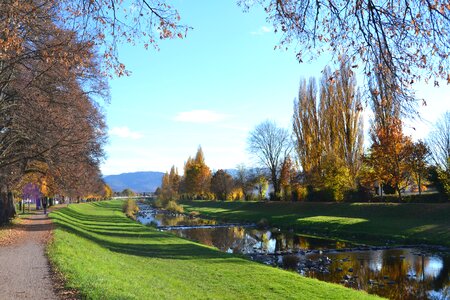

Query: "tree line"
left=158, top=62, right=449, bottom=203
left=249, top=62, right=450, bottom=202
left=0, top=0, right=184, bottom=224
left=155, top=147, right=272, bottom=208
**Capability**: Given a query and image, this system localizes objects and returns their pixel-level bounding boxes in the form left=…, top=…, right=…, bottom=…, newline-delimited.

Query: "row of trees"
left=156, top=147, right=271, bottom=202
left=0, top=0, right=189, bottom=224
left=158, top=86, right=448, bottom=203
left=248, top=62, right=450, bottom=202
left=0, top=1, right=140, bottom=224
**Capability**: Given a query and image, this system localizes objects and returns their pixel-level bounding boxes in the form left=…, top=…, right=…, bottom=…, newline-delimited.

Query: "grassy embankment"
left=48, top=200, right=381, bottom=299
left=181, top=200, right=450, bottom=247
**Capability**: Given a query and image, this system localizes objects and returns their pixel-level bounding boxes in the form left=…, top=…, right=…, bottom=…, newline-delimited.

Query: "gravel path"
left=0, top=211, right=58, bottom=299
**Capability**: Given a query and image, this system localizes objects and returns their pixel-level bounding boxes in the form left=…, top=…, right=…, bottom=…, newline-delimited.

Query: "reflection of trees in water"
left=298, top=237, right=311, bottom=250
left=211, top=227, right=240, bottom=251
left=155, top=214, right=217, bottom=227
left=335, top=241, right=347, bottom=249
left=434, top=256, right=450, bottom=291
left=153, top=208, right=449, bottom=300
left=309, top=249, right=449, bottom=300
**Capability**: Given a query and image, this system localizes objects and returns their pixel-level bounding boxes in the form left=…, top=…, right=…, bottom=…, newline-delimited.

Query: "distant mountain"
left=103, top=171, right=164, bottom=193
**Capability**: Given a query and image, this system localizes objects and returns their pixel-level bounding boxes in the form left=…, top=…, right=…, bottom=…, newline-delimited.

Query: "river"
left=137, top=205, right=449, bottom=300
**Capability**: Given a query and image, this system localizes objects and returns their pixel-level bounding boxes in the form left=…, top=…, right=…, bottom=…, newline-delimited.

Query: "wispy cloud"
left=109, top=126, right=143, bottom=140
left=173, top=110, right=229, bottom=123
left=250, top=26, right=272, bottom=35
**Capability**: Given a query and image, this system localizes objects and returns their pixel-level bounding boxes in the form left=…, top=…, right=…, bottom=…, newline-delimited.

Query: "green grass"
left=48, top=200, right=381, bottom=300
left=181, top=201, right=450, bottom=247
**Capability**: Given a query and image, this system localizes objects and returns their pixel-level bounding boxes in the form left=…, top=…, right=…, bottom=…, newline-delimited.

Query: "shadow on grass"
left=51, top=204, right=235, bottom=261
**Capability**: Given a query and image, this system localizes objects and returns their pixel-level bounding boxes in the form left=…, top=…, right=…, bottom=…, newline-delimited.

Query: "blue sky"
left=100, top=1, right=450, bottom=175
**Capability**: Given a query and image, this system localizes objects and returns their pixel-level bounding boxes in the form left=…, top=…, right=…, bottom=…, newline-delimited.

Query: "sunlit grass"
left=298, top=216, right=368, bottom=226
left=181, top=200, right=450, bottom=246
left=48, top=201, right=381, bottom=300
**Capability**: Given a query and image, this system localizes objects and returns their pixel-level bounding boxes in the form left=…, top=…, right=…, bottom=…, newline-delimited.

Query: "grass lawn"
left=48, top=200, right=381, bottom=300
left=181, top=200, right=450, bottom=247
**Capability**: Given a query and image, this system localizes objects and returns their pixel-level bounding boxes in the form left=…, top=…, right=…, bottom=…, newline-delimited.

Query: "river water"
left=137, top=205, right=450, bottom=300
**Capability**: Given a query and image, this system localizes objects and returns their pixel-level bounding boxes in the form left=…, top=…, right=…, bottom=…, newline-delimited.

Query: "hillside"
left=103, top=171, right=164, bottom=193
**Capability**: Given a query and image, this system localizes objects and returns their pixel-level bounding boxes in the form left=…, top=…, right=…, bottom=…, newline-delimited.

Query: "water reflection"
left=305, top=249, right=450, bottom=300
left=170, top=227, right=349, bottom=254
left=137, top=206, right=449, bottom=300
left=137, top=206, right=218, bottom=227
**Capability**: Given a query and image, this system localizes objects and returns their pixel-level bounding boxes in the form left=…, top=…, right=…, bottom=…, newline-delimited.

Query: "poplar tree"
left=293, top=62, right=364, bottom=200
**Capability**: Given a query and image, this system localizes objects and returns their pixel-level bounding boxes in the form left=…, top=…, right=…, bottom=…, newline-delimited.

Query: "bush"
left=291, top=186, right=308, bottom=202
left=154, top=198, right=168, bottom=208
left=305, top=186, right=335, bottom=202
left=382, top=183, right=396, bottom=195
left=122, top=199, right=139, bottom=219
left=371, top=193, right=447, bottom=203
left=166, top=201, right=184, bottom=213
left=344, top=186, right=373, bottom=202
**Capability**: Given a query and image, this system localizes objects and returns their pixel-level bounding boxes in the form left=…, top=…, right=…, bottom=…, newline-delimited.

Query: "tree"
left=364, top=65, right=414, bottom=200
left=121, top=189, right=136, bottom=197
left=248, top=120, right=291, bottom=200
left=240, top=0, right=450, bottom=113
left=104, top=184, right=113, bottom=199
left=293, top=78, right=322, bottom=181
left=367, top=117, right=413, bottom=200
left=293, top=62, right=363, bottom=199
left=428, top=112, right=450, bottom=172
left=427, top=112, right=450, bottom=197
left=210, top=170, right=234, bottom=200
left=181, top=146, right=211, bottom=199
left=249, top=170, right=269, bottom=201
left=0, top=1, right=187, bottom=76
left=159, top=165, right=180, bottom=201
left=234, top=164, right=253, bottom=200
left=279, top=155, right=300, bottom=201
left=407, top=141, right=430, bottom=195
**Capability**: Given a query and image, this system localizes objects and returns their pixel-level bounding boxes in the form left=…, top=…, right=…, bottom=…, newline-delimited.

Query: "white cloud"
left=250, top=26, right=272, bottom=35
left=109, top=126, right=143, bottom=140
left=173, top=110, right=229, bottom=123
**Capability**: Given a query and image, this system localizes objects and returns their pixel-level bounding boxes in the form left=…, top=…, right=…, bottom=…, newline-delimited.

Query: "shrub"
left=166, top=201, right=184, bottom=213
left=291, top=186, right=308, bottom=202
left=344, top=186, right=373, bottom=202
left=306, top=186, right=335, bottom=202
left=153, top=198, right=168, bottom=208
left=371, top=193, right=447, bottom=203
left=122, top=199, right=139, bottom=219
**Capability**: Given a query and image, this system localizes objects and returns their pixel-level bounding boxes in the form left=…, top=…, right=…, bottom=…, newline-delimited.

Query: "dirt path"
left=0, top=210, right=59, bottom=299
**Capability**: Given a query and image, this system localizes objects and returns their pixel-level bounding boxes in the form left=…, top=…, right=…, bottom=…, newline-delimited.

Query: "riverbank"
left=48, top=200, right=380, bottom=299
left=180, top=200, right=450, bottom=247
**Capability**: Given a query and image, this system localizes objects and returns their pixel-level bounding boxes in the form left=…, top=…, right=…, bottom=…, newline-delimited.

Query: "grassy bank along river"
left=48, top=200, right=380, bottom=299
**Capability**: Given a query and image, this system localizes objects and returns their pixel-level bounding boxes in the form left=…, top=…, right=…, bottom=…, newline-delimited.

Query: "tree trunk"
left=396, top=185, right=403, bottom=202
left=271, top=171, right=280, bottom=201
left=418, top=175, right=422, bottom=195
left=8, top=191, right=16, bottom=217
left=0, top=189, right=16, bottom=225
